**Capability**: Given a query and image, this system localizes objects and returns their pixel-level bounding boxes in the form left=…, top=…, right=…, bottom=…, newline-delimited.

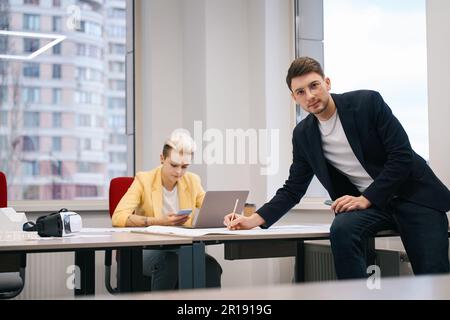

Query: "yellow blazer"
left=112, top=166, right=205, bottom=227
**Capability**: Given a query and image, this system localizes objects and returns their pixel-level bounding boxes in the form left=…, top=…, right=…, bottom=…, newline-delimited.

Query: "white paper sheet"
left=132, top=224, right=331, bottom=237
left=80, top=227, right=148, bottom=233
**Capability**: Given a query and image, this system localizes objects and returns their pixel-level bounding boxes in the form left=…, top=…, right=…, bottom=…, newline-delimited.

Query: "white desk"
left=0, top=232, right=193, bottom=296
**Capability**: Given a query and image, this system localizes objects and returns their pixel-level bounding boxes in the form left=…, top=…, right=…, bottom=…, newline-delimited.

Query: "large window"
left=0, top=0, right=132, bottom=204
left=323, top=0, right=428, bottom=159
left=295, top=0, right=428, bottom=198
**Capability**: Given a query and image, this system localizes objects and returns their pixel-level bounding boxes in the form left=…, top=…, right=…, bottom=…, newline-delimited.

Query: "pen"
left=229, top=199, right=239, bottom=227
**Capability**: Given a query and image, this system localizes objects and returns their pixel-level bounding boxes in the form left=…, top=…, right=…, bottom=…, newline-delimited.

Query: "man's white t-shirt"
left=318, top=110, right=374, bottom=192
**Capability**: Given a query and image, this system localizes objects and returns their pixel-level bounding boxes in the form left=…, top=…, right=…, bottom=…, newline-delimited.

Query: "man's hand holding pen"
left=224, top=212, right=266, bottom=230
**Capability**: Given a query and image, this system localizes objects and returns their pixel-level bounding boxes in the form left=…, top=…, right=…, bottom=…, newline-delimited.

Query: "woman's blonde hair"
left=162, top=130, right=196, bottom=159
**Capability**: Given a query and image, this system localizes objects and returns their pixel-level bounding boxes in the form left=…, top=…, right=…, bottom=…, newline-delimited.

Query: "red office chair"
left=105, top=177, right=134, bottom=294
left=0, top=172, right=6, bottom=207
left=108, top=177, right=134, bottom=218
left=0, top=172, right=27, bottom=299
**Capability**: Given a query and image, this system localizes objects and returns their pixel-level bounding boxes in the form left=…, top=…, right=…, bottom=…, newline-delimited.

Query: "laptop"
left=187, top=191, right=249, bottom=228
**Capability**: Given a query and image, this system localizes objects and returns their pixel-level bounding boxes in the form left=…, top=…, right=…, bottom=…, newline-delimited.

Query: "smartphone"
left=176, top=209, right=192, bottom=216
left=323, top=200, right=333, bottom=206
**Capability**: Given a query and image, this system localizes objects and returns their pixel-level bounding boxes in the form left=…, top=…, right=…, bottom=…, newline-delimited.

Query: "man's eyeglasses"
left=293, top=81, right=322, bottom=98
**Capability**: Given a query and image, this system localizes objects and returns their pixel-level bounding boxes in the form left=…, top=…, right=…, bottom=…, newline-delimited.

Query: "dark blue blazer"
left=257, top=90, right=450, bottom=227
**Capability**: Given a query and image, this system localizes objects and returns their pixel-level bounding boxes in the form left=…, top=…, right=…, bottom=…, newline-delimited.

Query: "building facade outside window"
left=0, top=0, right=131, bottom=202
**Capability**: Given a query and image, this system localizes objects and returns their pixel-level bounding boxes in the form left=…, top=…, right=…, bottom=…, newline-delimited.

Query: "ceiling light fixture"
left=0, top=30, right=66, bottom=60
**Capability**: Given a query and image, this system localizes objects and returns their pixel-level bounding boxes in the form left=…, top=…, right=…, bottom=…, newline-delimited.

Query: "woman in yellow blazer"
left=112, top=132, right=222, bottom=290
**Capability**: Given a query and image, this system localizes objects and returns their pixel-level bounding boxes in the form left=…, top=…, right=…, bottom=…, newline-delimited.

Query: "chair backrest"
left=0, top=171, right=26, bottom=300
left=0, top=171, right=7, bottom=208
left=109, top=177, right=134, bottom=218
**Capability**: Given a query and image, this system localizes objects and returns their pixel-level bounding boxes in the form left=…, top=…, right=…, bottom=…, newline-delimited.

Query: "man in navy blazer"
left=225, top=57, right=450, bottom=279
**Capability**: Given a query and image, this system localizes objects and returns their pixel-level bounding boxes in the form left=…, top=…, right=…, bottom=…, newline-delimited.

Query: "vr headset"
left=23, top=208, right=82, bottom=237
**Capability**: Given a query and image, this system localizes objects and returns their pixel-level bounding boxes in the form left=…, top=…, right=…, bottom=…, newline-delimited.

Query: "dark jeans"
left=142, top=250, right=222, bottom=291
left=329, top=198, right=450, bottom=279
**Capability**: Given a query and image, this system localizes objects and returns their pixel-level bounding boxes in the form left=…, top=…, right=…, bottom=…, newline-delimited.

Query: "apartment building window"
left=108, top=97, right=125, bottom=109
left=77, top=114, right=91, bottom=127
left=22, top=136, right=39, bottom=152
left=23, top=14, right=40, bottom=31
left=22, top=160, right=39, bottom=176
left=109, top=62, right=125, bottom=73
left=23, top=186, right=39, bottom=200
left=78, top=21, right=102, bottom=37
left=0, top=84, right=7, bottom=104
left=108, top=115, right=125, bottom=128
left=53, top=42, right=61, bottom=55
left=80, top=138, right=91, bottom=150
left=76, top=43, right=103, bottom=59
left=0, top=111, right=7, bottom=126
left=24, top=0, right=40, bottom=5
left=76, top=67, right=103, bottom=82
left=23, top=62, right=40, bottom=78
left=109, top=133, right=127, bottom=145
left=52, top=16, right=62, bottom=32
left=0, top=135, right=7, bottom=149
left=52, top=137, right=62, bottom=151
left=52, top=88, right=61, bottom=104
left=23, top=38, right=40, bottom=53
left=52, top=64, right=62, bottom=79
left=51, top=160, right=62, bottom=176
left=108, top=8, right=126, bottom=19
left=22, top=87, right=40, bottom=104
left=95, top=116, right=104, bottom=128
left=106, top=25, right=126, bottom=38
left=78, top=162, right=96, bottom=173
left=109, top=43, right=126, bottom=55
left=52, top=185, right=62, bottom=200
left=110, top=152, right=127, bottom=164
left=109, top=79, right=126, bottom=91
left=53, top=112, right=62, bottom=128
left=24, top=112, right=40, bottom=127
left=1, top=0, right=132, bottom=203
left=0, top=37, right=7, bottom=54
left=76, top=185, right=98, bottom=198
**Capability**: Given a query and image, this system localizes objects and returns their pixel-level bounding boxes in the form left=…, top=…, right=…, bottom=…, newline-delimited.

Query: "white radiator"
left=303, top=242, right=413, bottom=282
left=14, top=251, right=115, bottom=299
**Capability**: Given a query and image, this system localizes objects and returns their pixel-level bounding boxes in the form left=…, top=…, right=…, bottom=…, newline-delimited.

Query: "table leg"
left=130, top=248, right=144, bottom=292
left=178, top=245, right=193, bottom=289
left=74, top=250, right=95, bottom=296
left=366, top=237, right=376, bottom=266
left=193, top=242, right=205, bottom=288
left=295, top=240, right=305, bottom=283
left=117, top=248, right=133, bottom=292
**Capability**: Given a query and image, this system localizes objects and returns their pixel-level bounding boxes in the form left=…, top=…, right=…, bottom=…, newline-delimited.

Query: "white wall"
left=135, top=0, right=296, bottom=287
left=135, top=0, right=184, bottom=171
left=135, top=0, right=294, bottom=206
left=427, top=0, right=450, bottom=187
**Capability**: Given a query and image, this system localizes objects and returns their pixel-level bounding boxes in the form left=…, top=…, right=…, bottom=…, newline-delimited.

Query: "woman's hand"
left=159, top=213, right=190, bottom=226
left=223, top=213, right=265, bottom=230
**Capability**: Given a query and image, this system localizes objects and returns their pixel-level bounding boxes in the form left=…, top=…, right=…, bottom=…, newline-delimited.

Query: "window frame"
left=292, top=0, right=329, bottom=210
